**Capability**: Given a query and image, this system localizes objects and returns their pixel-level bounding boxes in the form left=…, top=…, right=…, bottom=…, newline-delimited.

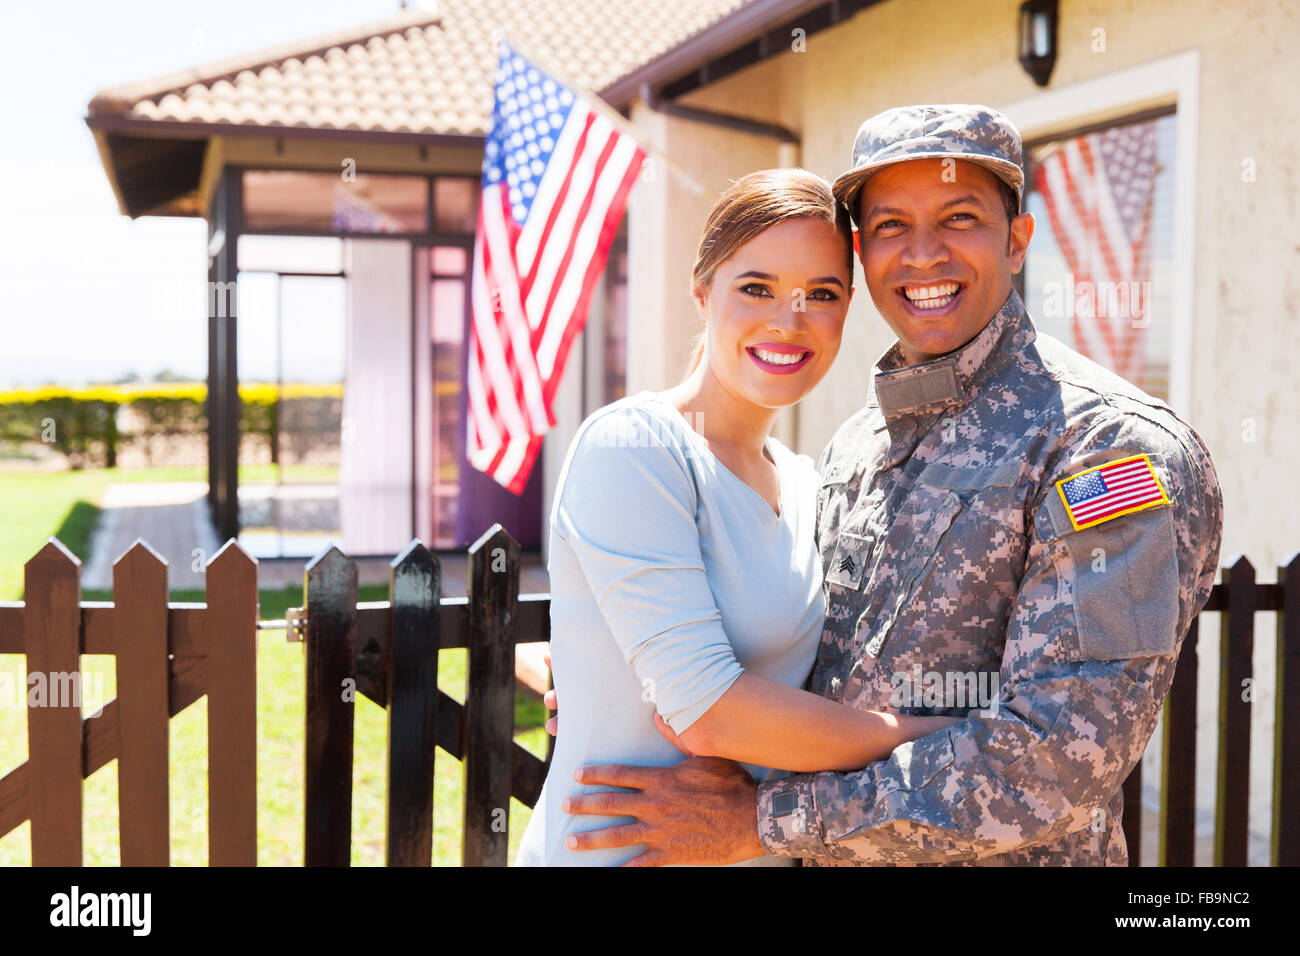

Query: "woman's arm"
left=670, top=674, right=959, bottom=772
left=551, top=406, right=956, bottom=774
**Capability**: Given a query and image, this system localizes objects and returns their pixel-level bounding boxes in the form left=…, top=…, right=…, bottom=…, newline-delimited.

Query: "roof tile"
left=87, top=0, right=752, bottom=137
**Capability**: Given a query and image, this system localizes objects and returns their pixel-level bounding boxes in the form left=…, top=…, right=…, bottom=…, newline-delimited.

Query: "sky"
left=0, top=0, right=416, bottom=387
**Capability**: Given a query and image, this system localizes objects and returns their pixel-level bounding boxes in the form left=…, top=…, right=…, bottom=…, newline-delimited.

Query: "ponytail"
left=685, top=331, right=706, bottom=376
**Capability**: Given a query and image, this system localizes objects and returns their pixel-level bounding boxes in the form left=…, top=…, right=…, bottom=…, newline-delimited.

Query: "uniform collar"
left=869, top=287, right=1035, bottom=418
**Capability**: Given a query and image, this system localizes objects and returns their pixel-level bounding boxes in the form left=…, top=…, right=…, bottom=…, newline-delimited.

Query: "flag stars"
left=482, top=44, right=579, bottom=222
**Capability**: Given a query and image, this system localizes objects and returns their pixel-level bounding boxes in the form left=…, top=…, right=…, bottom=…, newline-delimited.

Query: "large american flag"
left=1034, top=120, right=1159, bottom=384
left=468, top=40, right=646, bottom=493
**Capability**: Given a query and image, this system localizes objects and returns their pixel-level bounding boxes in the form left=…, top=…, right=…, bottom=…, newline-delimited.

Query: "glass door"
left=416, top=244, right=544, bottom=550
left=235, top=236, right=347, bottom=558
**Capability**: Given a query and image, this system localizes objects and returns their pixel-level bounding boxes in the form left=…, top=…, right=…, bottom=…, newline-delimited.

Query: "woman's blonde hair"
left=685, top=168, right=853, bottom=375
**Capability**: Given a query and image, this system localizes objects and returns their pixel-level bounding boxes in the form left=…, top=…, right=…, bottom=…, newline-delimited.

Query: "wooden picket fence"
left=0, top=532, right=1296, bottom=866
left=0, top=523, right=548, bottom=867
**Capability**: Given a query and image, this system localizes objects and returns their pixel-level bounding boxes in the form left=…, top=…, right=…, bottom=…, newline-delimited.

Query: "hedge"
left=0, top=382, right=344, bottom=469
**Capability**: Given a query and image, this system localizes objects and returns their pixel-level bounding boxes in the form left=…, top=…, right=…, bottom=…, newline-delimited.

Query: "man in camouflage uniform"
left=563, top=104, right=1223, bottom=866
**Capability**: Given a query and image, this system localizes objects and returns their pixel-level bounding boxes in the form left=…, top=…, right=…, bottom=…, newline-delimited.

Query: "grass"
left=0, top=470, right=114, bottom=598
left=0, top=463, right=341, bottom=601
left=0, top=463, right=545, bottom=865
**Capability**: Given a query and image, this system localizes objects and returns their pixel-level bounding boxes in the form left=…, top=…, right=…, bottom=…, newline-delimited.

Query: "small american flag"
left=1056, top=454, right=1169, bottom=531
left=1034, top=120, right=1159, bottom=384
left=467, top=40, right=646, bottom=493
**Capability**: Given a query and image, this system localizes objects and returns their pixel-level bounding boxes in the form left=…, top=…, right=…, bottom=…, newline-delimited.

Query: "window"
left=434, top=177, right=479, bottom=232
left=1021, top=112, right=1177, bottom=400
left=243, top=170, right=427, bottom=233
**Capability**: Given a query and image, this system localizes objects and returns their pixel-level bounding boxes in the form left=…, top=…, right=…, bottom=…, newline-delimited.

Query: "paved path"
left=81, top=480, right=553, bottom=693
left=81, top=482, right=221, bottom=591
left=82, top=481, right=549, bottom=594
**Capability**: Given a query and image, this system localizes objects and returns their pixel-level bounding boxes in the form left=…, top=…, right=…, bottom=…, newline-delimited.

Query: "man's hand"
left=561, top=757, right=766, bottom=866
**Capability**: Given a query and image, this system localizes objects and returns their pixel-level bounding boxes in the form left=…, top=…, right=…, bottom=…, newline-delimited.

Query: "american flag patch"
left=1055, top=454, right=1170, bottom=531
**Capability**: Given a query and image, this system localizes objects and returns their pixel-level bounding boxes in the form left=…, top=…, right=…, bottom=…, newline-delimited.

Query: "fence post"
left=113, top=540, right=170, bottom=866
left=463, top=524, right=519, bottom=867
left=1121, top=763, right=1141, bottom=866
left=205, top=539, right=258, bottom=866
left=1275, top=553, right=1300, bottom=866
left=304, top=545, right=357, bottom=866
left=1160, top=616, right=1199, bottom=866
left=23, top=538, right=82, bottom=866
left=1215, top=556, right=1255, bottom=866
left=385, top=539, right=440, bottom=867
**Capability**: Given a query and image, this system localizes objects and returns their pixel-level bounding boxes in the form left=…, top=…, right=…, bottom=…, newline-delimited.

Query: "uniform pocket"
left=1060, top=503, right=1181, bottom=660
left=863, top=466, right=1029, bottom=660
left=863, top=488, right=966, bottom=657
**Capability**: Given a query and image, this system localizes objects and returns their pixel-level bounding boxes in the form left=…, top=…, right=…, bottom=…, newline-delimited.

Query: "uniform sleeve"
left=754, top=411, right=1224, bottom=863
left=553, top=406, right=745, bottom=734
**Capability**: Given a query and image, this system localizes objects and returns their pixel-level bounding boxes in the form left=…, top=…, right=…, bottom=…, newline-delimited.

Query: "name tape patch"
left=1055, top=453, right=1170, bottom=532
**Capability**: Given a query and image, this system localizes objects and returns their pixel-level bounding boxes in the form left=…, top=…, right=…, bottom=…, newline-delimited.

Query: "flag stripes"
left=468, top=41, right=645, bottom=493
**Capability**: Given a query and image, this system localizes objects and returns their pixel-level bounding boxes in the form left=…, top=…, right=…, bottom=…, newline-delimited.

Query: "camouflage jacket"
left=755, top=288, right=1223, bottom=865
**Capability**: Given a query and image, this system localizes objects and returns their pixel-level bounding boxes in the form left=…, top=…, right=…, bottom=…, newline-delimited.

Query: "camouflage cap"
left=832, top=104, right=1024, bottom=221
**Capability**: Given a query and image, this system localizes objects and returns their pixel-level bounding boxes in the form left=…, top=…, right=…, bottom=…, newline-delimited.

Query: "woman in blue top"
left=515, top=169, right=956, bottom=866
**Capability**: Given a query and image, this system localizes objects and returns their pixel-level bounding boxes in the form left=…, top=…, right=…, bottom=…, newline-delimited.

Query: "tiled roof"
left=86, top=0, right=752, bottom=138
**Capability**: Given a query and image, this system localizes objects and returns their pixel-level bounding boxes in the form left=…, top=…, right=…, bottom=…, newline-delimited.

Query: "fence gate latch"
left=285, top=607, right=307, bottom=643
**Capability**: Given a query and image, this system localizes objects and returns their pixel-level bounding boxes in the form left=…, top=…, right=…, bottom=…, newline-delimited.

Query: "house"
left=85, top=0, right=748, bottom=555
left=88, top=0, right=1296, bottom=860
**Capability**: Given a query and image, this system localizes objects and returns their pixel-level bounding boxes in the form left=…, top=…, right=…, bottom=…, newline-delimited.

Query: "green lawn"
left=0, top=469, right=114, bottom=599
left=0, top=464, right=545, bottom=866
left=0, top=463, right=340, bottom=600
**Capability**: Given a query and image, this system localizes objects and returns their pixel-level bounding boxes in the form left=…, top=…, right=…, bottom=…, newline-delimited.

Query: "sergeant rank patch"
left=1055, top=453, right=1170, bottom=531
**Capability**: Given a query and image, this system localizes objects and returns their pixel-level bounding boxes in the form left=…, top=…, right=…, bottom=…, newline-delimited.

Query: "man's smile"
left=894, top=280, right=967, bottom=317
left=897, top=280, right=964, bottom=315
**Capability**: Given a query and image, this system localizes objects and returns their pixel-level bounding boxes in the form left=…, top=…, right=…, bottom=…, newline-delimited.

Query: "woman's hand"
left=542, top=647, right=698, bottom=759
left=653, top=712, right=696, bottom=758
left=543, top=651, right=558, bottom=736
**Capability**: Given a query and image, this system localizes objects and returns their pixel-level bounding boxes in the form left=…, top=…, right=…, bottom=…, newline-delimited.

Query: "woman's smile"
left=746, top=342, right=814, bottom=375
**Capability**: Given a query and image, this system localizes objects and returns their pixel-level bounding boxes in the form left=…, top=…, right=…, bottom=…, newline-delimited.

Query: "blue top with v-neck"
left=514, top=391, right=825, bottom=866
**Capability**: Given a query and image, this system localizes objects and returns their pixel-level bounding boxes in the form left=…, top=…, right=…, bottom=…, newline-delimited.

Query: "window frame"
left=236, top=165, right=480, bottom=242
left=1000, top=49, right=1201, bottom=414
